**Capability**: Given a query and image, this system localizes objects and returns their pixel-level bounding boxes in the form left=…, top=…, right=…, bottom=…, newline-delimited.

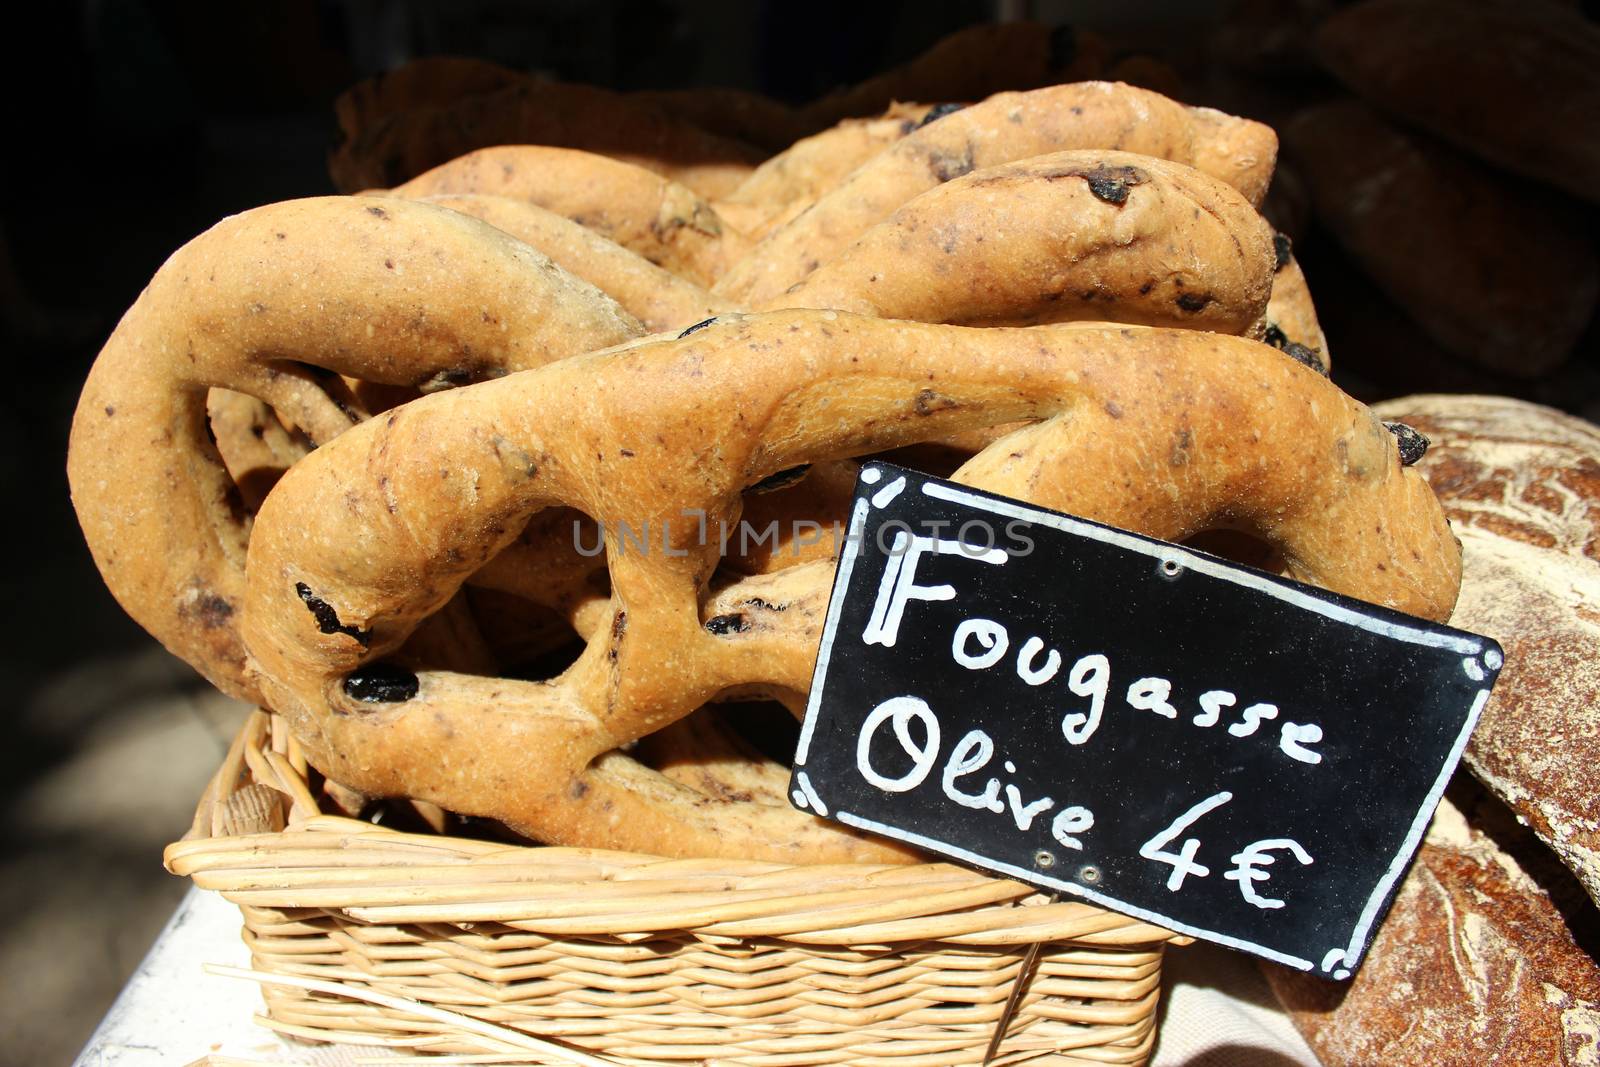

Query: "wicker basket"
left=166, top=710, right=1183, bottom=1066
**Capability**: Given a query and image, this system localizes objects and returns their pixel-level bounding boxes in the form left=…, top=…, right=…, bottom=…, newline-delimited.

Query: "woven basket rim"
left=170, top=708, right=1183, bottom=948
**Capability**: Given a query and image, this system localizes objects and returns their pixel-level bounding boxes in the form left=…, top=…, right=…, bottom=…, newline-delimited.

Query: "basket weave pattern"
left=167, top=711, right=1180, bottom=1065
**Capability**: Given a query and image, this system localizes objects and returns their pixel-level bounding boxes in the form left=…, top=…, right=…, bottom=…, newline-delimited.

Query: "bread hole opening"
left=715, top=699, right=803, bottom=766
left=1181, top=529, right=1285, bottom=575
left=636, top=701, right=801, bottom=807
left=205, top=388, right=312, bottom=513
left=869, top=421, right=1043, bottom=479
left=465, top=586, right=587, bottom=682
left=726, top=460, right=859, bottom=575
left=463, top=506, right=611, bottom=677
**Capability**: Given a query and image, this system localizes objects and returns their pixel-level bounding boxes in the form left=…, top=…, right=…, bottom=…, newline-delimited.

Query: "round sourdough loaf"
left=1264, top=793, right=1600, bottom=1064
left=1373, top=393, right=1600, bottom=909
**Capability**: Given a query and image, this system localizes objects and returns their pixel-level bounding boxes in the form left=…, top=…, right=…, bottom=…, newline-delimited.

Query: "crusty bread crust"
left=1266, top=794, right=1600, bottom=1065
left=1375, top=393, right=1600, bottom=909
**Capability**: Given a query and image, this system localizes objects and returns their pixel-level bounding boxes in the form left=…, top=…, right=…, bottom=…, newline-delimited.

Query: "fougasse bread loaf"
left=765, top=150, right=1276, bottom=334
left=1264, top=793, right=1600, bottom=1065
left=1286, top=100, right=1599, bottom=378
left=713, top=103, right=935, bottom=239
left=233, top=309, right=1460, bottom=861
left=71, top=183, right=1462, bottom=864
left=417, top=194, right=729, bottom=333
left=329, top=78, right=765, bottom=201
left=1374, top=393, right=1600, bottom=909
left=67, top=197, right=644, bottom=704
left=1318, top=0, right=1600, bottom=203
left=715, top=83, right=1278, bottom=305
left=799, top=20, right=1109, bottom=128
left=388, top=146, right=748, bottom=287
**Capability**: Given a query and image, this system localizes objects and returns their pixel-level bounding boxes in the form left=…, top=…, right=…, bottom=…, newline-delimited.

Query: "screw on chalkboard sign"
left=789, top=463, right=1501, bottom=978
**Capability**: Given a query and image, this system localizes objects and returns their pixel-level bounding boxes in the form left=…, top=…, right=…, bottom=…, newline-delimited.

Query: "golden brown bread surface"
left=389, top=146, right=748, bottom=287
left=714, top=83, right=1278, bottom=305
left=766, top=151, right=1276, bottom=334
left=714, top=104, right=933, bottom=239
left=204, top=389, right=308, bottom=512
left=1266, top=249, right=1329, bottom=370
left=1286, top=100, right=1598, bottom=378
left=329, top=78, right=765, bottom=200
left=1317, top=0, right=1600, bottom=203
left=1375, top=393, right=1600, bottom=908
left=1265, top=794, right=1600, bottom=1065
left=419, top=194, right=729, bottom=333
left=66, top=198, right=643, bottom=704
left=236, top=311, right=1459, bottom=861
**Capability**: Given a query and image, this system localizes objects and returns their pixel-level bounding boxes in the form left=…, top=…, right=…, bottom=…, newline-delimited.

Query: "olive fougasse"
left=68, top=72, right=1453, bottom=868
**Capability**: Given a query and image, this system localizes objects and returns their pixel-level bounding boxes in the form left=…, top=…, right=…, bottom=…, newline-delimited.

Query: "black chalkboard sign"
left=790, top=463, right=1501, bottom=977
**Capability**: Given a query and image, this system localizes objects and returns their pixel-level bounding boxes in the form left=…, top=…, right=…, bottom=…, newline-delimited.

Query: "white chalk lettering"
left=1061, top=653, right=1110, bottom=745
left=1005, top=783, right=1055, bottom=831
left=1051, top=805, right=1095, bottom=850
left=862, top=532, right=1006, bottom=648
left=1140, top=791, right=1232, bottom=891
left=942, top=729, right=1004, bottom=813
left=1278, top=722, right=1324, bottom=764
left=856, top=696, right=940, bottom=792
left=958, top=519, right=996, bottom=556
left=1194, top=689, right=1236, bottom=727
left=1016, top=636, right=1062, bottom=686
left=1225, top=838, right=1314, bottom=909
left=1229, top=702, right=1279, bottom=738
left=952, top=619, right=1010, bottom=670
left=1128, top=676, right=1178, bottom=719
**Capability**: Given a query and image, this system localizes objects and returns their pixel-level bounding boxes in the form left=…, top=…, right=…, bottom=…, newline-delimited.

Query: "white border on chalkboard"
left=793, top=465, right=1498, bottom=973
left=794, top=496, right=872, bottom=768
left=918, top=480, right=1483, bottom=655
left=1337, top=685, right=1490, bottom=972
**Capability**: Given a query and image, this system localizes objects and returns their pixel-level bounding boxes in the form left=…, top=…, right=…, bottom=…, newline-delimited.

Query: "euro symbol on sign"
left=1223, top=839, right=1314, bottom=910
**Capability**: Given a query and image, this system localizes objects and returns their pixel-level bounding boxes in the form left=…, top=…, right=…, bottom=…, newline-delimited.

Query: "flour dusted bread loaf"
left=1373, top=393, right=1600, bottom=908
left=1286, top=101, right=1598, bottom=378
left=1317, top=0, right=1600, bottom=203
left=235, top=311, right=1459, bottom=861
left=67, top=197, right=643, bottom=703
left=1265, top=793, right=1600, bottom=1065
